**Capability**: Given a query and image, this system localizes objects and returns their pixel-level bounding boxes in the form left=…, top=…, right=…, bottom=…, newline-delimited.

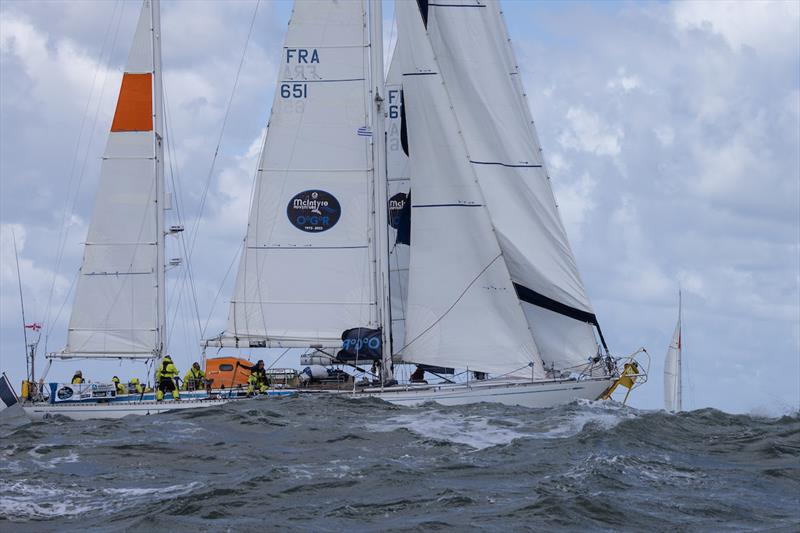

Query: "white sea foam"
left=0, top=479, right=202, bottom=520
left=367, top=411, right=528, bottom=450
left=366, top=402, right=636, bottom=450
left=532, top=408, right=633, bottom=440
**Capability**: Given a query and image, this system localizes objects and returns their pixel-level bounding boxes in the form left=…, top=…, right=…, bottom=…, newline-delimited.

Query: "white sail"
left=424, top=0, right=603, bottom=372
left=664, top=298, right=682, bottom=412
left=386, top=49, right=410, bottom=353
left=224, top=0, right=376, bottom=348
left=64, top=0, right=161, bottom=358
left=394, top=0, right=544, bottom=378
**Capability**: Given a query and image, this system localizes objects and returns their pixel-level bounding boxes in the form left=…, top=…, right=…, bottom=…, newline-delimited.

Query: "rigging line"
left=201, top=244, right=241, bottom=338
left=162, top=81, right=202, bottom=341
left=184, top=0, right=260, bottom=269
left=45, top=270, right=78, bottom=355
left=43, top=0, right=125, bottom=350
left=11, top=229, right=29, bottom=370
left=396, top=254, right=502, bottom=355
left=266, top=348, right=291, bottom=371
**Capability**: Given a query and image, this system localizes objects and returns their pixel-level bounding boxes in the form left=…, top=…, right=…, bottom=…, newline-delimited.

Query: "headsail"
left=63, top=0, right=162, bottom=359
left=423, top=0, right=604, bottom=371
left=223, top=0, right=377, bottom=348
left=664, top=294, right=682, bottom=412
left=393, top=0, right=544, bottom=378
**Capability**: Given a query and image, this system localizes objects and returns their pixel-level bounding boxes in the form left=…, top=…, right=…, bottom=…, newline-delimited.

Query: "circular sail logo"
left=388, top=192, right=408, bottom=229
left=287, top=190, right=341, bottom=233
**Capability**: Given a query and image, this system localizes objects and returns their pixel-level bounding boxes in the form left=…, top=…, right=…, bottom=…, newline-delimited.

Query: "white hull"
left=326, top=377, right=615, bottom=408
left=22, top=398, right=230, bottom=421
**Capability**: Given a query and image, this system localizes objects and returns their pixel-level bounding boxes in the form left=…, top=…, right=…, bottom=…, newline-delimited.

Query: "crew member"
left=155, top=355, right=180, bottom=401
left=182, top=362, right=206, bottom=391
left=71, top=370, right=84, bottom=384
left=111, top=376, right=126, bottom=395
left=130, top=377, right=144, bottom=394
left=244, top=359, right=269, bottom=395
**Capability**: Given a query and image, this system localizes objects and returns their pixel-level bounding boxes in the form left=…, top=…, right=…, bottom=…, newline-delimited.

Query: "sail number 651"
left=280, top=83, right=308, bottom=99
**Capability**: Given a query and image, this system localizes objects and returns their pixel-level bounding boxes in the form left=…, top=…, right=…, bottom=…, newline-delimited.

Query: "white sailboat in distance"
left=204, top=0, right=647, bottom=408
left=664, top=291, right=683, bottom=412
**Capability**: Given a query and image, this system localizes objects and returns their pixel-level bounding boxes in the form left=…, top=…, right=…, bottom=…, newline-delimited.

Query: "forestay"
left=224, top=0, right=376, bottom=348
left=425, top=0, right=603, bottom=371
left=394, top=0, right=544, bottom=378
left=63, top=0, right=160, bottom=358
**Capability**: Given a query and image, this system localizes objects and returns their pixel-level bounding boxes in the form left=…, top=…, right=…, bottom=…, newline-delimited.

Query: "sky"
left=0, top=0, right=798, bottom=415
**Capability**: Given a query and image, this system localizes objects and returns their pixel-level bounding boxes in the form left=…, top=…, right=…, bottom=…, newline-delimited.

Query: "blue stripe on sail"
left=357, top=126, right=372, bottom=137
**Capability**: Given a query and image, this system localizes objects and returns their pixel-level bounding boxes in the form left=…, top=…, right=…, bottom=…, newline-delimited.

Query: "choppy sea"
left=0, top=396, right=798, bottom=532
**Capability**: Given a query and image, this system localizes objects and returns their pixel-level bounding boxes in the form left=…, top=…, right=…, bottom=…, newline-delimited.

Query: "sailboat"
left=9, top=0, right=229, bottom=420
left=204, top=0, right=644, bottom=408
left=664, top=292, right=682, bottom=412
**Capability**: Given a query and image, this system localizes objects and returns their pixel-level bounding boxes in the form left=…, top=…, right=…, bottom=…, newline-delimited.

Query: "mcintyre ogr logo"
left=287, top=190, right=341, bottom=233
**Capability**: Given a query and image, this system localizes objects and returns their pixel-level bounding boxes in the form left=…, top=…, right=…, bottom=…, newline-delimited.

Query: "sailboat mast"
left=677, top=289, right=682, bottom=412
left=368, top=0, right=393, bottom=382
left=151, top=0, right=166, bottom=358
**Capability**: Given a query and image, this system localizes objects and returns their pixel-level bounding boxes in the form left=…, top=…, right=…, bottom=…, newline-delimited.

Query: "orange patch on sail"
left=110, top=73, right=153, bottom=132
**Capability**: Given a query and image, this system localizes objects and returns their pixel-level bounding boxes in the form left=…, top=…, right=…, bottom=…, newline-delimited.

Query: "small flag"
left=25, top=323, right=42, bottom=331
left=357, top=126, right=372, bottom=137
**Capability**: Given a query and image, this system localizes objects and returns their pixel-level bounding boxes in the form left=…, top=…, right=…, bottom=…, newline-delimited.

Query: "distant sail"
left=424, top=0, right=604, bottom=371
left=64, top=0, right=160, bottom=358
left=393, top=0, right=544, bottom=377
left=224, top=0, right=376, bottom=348
left=664, top=298, right=682, bottom=412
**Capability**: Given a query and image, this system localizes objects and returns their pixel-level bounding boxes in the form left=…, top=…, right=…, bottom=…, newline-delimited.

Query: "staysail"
left=223, top=0, right=378, bottom=348
left=393, top=0, right=544, bottom=378
left=664, top=295, right=682, bottom=412
left=63, top=0, right=163, bottom=359
left=423, top=0, right=604, bottom=371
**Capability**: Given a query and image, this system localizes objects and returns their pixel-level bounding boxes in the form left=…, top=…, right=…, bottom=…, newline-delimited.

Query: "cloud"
left=558, top=106, right=624, bottom=157
left=606, top=68, right=642, bottom=93
left=672, top=0, right=800, bottom=57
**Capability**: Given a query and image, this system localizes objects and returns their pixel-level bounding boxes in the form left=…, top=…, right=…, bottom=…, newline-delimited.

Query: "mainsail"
left=664, top=295, right=682, bottom=412
left=223, top=0, right=379, bottom=348
left=63, top=0, right=164, bottom=359
left=393, top=0, right=544, bottom=378
left=422, top=0, right=604, bottom=371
